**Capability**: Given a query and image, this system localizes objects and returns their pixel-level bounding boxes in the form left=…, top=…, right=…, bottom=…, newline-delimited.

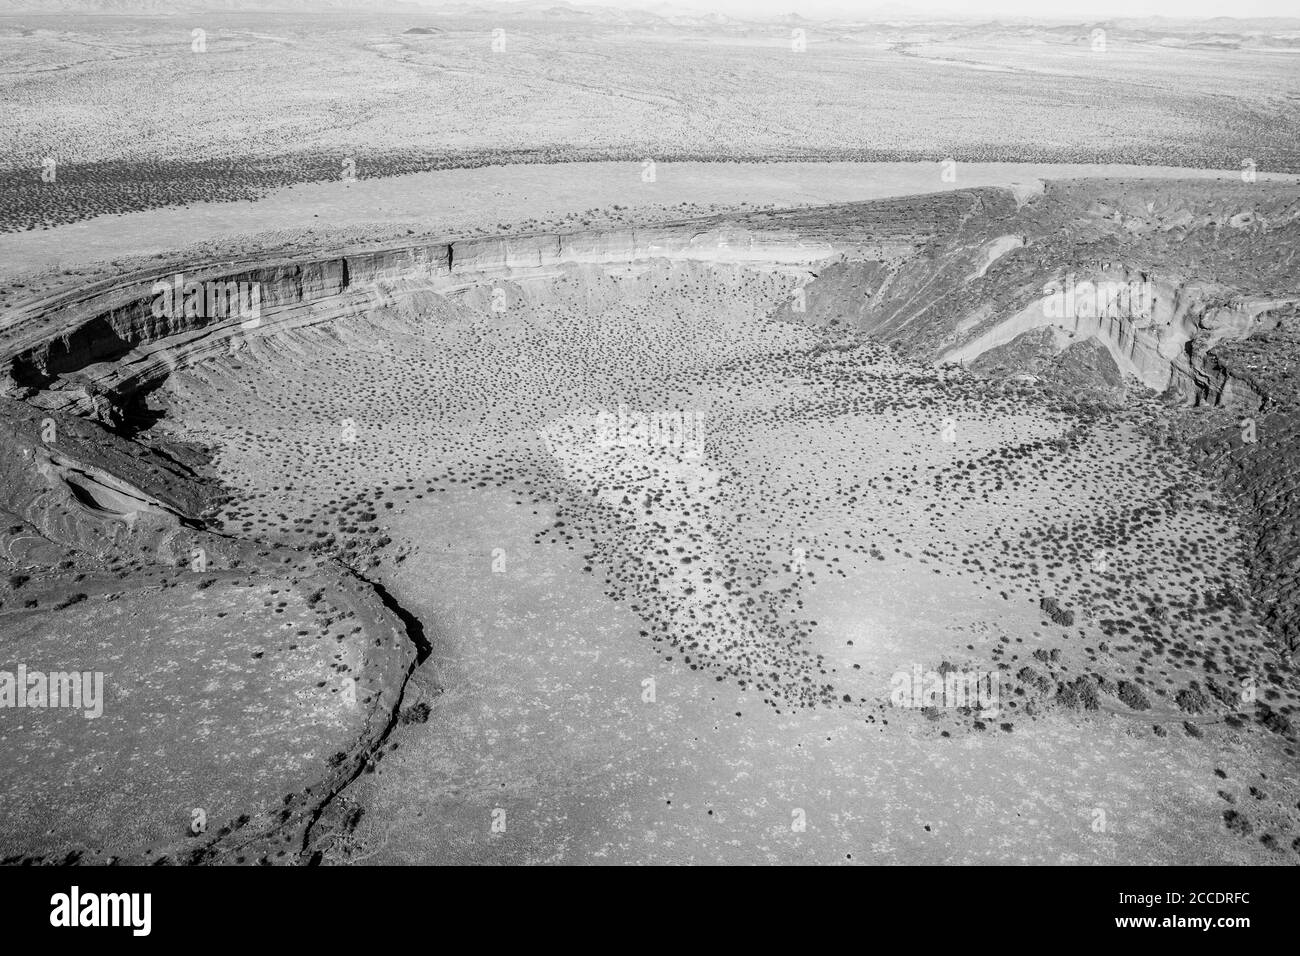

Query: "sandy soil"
left=0, top=566, right=384, bottom=863
left=4, top=13, right=1294, bottom=176
left=4, top=161, right=1295, bottom=280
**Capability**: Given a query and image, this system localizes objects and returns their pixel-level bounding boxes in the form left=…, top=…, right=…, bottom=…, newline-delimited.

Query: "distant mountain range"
left=2, top=0, right=1298, bottom=40
left=0, top=0, right=398, bottom=11
left=0, top=0, right=418, bottom=12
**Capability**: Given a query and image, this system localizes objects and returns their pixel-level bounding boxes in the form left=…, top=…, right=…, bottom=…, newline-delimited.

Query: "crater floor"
left=147, top=259, right=1298, bottom=864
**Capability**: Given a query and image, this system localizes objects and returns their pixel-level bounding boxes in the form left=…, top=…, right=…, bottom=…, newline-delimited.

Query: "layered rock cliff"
left=0, top=224, right=881, bottom=424
left=783, top=182, right=1300, bottom=403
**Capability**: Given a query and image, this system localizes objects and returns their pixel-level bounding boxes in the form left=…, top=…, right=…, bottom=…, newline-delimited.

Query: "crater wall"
left=0, top=224, right=881, bottom=423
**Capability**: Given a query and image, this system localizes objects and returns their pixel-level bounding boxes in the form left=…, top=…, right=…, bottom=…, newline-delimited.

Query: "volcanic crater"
left=3, top=179, right=1299, bottom=865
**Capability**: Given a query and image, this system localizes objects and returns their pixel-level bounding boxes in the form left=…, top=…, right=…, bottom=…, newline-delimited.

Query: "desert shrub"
left=1017, top=666, right=1053, bottom=696
left=1222, top=810, right=1252, bottom=836
left=1039, top=596, right=1074, bottom=626
left=1117, top=680, right=1150, bottom=711
left=399, top=701, right=431, bottom=725
left=1256, top=703, right=1294, bottom=737
left=1175, top=684, right=1210, bottom=714
left=1056, top=676, right=1100, bottom=711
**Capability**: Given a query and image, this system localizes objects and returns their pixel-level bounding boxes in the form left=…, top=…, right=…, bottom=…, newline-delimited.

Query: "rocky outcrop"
left=968, top=327, right=1126, bottom=404
left=0, top=188, right=992, bottom=424
left=938, top=269, right=1300, bottom=396
left=0, top=224, right=869, bottom=424
left=773, top=180, right=1300, bottom=414
left=0, top=397, right=219, bottom=562
left=967, top=234, right=1025, bottom=281
left=0, top=395, right=418, bottom=866
left=1188, top=310, right=1300, bottom=656
left=1170, top=303, right=1300, bottom=410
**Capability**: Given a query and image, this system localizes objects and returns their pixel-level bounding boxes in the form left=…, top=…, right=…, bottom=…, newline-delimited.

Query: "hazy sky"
left=544, top=0, right=1300, bottom=19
